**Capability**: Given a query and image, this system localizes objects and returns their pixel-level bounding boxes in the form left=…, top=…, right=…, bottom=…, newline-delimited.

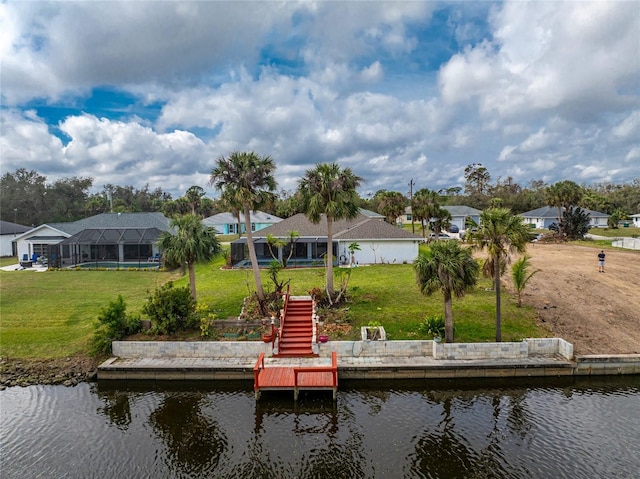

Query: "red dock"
left=253, top=351, right=338, bottom=400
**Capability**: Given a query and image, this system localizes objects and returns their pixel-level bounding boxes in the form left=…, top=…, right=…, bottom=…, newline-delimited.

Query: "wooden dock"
left=253, top=351, right=338, bottom=400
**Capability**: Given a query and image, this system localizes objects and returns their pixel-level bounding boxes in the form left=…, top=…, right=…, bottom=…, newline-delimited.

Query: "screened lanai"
left=58, top=227, right=164, bottom=266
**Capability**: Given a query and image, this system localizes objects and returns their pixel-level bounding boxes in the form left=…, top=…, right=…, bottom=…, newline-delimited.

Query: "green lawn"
left=0, top=268, right=175, bottom=358
left=1, top=252, right=548, bottom=360
left=588, top=227, right=640, bottom=237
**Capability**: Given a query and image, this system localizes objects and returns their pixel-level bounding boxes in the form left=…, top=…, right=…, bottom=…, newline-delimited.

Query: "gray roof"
left=0, top=220, right=30, bottom=235
left=520, top=206, right=609, bottom=218
left=203, top=210, right=282, bottom=226
left=443, top=205, right=482, bottom=217
left=358, top=208, right=385, bottom=219
left=17, top=213, right=173, bottom=239
left=250, top=213, right=422, bottom=241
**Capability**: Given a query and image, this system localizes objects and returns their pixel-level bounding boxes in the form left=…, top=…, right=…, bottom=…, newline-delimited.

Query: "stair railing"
left=278, top=284, right=291, bottom=346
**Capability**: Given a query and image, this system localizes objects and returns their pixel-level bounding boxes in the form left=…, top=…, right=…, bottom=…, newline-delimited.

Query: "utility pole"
left=408, top=178, right=415, bottom=234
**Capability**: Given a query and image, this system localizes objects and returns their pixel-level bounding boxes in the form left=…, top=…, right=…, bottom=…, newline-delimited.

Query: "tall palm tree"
left=297, top=163, right=362, bottom=296
left=412, top=188, right=440, bottom=237
left=414, top=240, right=479, bottom=343
left=209, top=152, right=277, bottom=302
left=467, top=207, right=530, bottom=341
left=545, top=180, right=583, bottom=236
left=157, top=214, right=221, bottom=301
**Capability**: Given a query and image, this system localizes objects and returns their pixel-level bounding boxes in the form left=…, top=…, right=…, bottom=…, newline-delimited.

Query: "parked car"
left=448, top=225, right=460, bottom=233
left=428, top=233, right=454, bottom=240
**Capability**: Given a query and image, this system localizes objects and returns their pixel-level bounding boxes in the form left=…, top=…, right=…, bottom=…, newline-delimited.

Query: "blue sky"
left=1, top=1, right=638, bottom=199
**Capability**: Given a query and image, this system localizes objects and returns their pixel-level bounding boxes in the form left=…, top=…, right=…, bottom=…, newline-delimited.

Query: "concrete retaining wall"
left=526, top=338, right=574, bottom=360
left=113, top=337, right=574, bottom=361
left=433, top=341, right=528, bottom=360
left=317, top=340, right=434, bottom=358
left=112, top=341, right=272, bottom=358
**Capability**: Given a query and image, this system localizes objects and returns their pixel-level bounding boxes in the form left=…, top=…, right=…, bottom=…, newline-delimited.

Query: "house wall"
left=15, top=226, right=67, bottom=260
left=632, top=216, right=640, bottom=227
left=337, top=240, right=418, bottom=265
left=0, top=235, right=17, bottom=256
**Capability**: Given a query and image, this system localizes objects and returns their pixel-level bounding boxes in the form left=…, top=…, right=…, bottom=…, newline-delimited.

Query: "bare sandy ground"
left=504, top=243, right=640, bottom=355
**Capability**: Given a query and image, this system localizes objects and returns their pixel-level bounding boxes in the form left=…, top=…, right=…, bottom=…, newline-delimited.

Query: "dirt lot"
left=504, top=243, right=640, bottom=355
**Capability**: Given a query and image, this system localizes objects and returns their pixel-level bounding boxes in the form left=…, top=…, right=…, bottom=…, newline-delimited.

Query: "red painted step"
left=276, top=298, right=316, bottom=357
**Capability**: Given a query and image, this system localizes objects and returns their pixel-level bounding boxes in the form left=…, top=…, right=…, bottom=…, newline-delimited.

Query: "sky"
left=1, top=1, right=639, bottom=200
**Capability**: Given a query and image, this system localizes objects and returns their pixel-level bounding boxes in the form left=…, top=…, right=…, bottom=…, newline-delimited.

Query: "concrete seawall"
left=98, top=338, right=640, bottom=380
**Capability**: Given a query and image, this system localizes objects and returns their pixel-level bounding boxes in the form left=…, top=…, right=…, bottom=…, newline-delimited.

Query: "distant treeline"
left=1, top=167, right=638, bottom=227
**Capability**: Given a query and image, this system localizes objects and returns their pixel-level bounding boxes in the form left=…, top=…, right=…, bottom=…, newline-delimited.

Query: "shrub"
left=418, top=315, right=446, bottom=339
left=142, top=282, right=197, bottom=334
left=90, top=295, right=141, bottom=356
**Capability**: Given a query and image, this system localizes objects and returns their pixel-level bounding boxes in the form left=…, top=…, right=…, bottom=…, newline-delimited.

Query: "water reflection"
left=1, top=377, right=638, bottom=479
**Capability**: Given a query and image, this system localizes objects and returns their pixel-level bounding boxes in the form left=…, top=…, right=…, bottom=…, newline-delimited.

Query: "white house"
left=519, top=206, right=610, bottom=229
left=397, top=205, right=481, bottom=231
left=230, top=211, right=423, bottom=267
left=0, top=221, right=30, bottom=257
left=630, top=214, right=640, bottom=228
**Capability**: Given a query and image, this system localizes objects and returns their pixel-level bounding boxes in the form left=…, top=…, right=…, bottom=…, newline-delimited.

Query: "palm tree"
left=412, top=188, right=440, bottom=237
left=209, top=152, right=277, bottom=302
left=157, top=214, right=221, bottom=301
left=377, top=191, right=406, bottom=224
left=297, top=163, right=362, bottom=296
left=184, top=186, right=206, bottom=215
left=430, top=207, right=452, bottom=236
left=545, top=180, right=583, bottom=236
left=467, top=207, right=530, bottom=341
left=414, top=240, right=479, bottom=343
left=511, top=255, right=540, bottom=307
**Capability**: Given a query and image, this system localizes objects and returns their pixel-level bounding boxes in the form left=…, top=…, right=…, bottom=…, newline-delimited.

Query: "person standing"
left=598, top=250, right=606, bottom=273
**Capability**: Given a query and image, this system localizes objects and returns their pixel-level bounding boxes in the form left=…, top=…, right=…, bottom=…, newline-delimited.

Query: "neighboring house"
left=0, top=221, right=30, bottom=257
left=397, top=205, right=481, bottom=231
left=14, top=212, right=173, bottom=266
left=630, top=214, right=640, bottom=228
left=442, top=206, right=481, bottom=231
left=519, top=206, right=610, bottom=229
left=202, top=210, right=283, bottom=235
left=397, top=206, right=413, bottom=225
left=230, top=211, right=423, bottom=267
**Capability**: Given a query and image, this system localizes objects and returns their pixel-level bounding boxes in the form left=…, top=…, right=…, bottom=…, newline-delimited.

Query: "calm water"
left=1, top=377, right=639, bottom=479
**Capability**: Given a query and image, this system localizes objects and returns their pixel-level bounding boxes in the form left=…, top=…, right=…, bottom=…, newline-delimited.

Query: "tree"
left=562, top=206, right=591, bottom=239
left=297, top=162, right=362, bottom=296
left=376, top=191, right=406, bottom=224
left=511, top=255, right=540, bottom=307
left=545, top=180, right=584, bottom=236
left=209, top=152, right=277, bottom=302
left=464, top=163, right=491, bottom=208
left=157, top=214, right=221, bottom=300
left=467, top=207, right=530, bottom=341
left=348, top=242, right=361, bottom=266
left=414, top=241, right=479, bottom=343
left=184, top=186, right=206, bottom=215
left=412, top=188, right=440, bottom=238
left=430, top=207, right=452, bottom=236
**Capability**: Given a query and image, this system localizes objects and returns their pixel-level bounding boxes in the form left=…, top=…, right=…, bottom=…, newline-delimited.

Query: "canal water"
left=1, top=377, right=638, bottom=479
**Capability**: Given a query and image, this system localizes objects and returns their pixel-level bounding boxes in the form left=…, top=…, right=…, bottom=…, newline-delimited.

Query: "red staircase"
left=276, top=296, right=316, bottom=357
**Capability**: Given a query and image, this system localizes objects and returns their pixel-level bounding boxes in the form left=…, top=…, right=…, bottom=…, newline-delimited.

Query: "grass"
left=0, top=265, right=176, bottom=359
left=588, top=227, right=640, bottom=237
left=0, top=252, right=549, bottom=360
